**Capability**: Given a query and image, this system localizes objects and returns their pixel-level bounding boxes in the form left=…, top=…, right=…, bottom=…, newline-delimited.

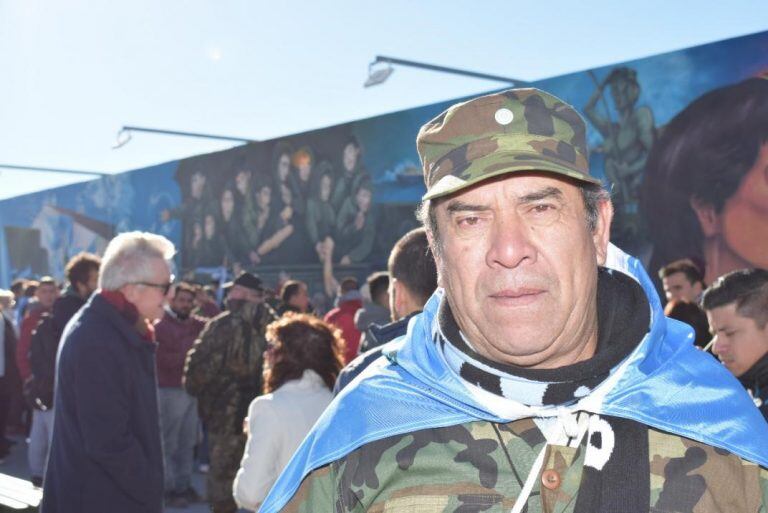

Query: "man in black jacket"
left=42, top=232, right=174, bottom=513
left=26, top=252, right=100, bottom=487
left=703, top=268, right=768, bottom=421
left=334, top=228, right=437, bottom=393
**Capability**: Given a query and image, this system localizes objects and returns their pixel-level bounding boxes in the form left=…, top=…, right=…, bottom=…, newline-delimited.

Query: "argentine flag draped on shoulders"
left=260, top=244, right=768, bottom=512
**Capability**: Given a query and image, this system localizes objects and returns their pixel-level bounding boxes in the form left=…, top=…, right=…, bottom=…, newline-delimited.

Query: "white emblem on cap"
left=494, top=108, right=514, bottom=125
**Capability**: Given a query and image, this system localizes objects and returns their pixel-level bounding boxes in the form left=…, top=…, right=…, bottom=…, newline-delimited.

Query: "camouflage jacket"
left=183, top=302, right=274, bottom=434
left=282, top=418, right=768, bottom=513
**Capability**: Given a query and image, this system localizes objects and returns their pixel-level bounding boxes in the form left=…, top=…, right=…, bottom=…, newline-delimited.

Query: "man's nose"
left=485, top=215, right=536, bottom=269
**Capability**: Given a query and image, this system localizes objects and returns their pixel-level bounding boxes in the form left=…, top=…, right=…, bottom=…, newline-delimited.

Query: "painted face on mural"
left=721, top=142, right=768, bottom=269
left=191, top=172, right=206, bottom=199
left=221, top=189, right=235, bottom=222
left=235, top=169, right=251, bottom=195
left=355, top=186, right=372, bottom=213
left=204, top=214, right=216, bottom=239
left=343, top=142, right=359, bottom=173
left=320, top=174, right=332, bottom=202
left=298, top=159, right=312, bottom=182
left=278, top=153, right=291, bottom=182
left=257, top=185, right=272, bottom=211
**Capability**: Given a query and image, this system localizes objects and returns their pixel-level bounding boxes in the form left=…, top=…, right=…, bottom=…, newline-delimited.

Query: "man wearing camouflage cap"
left=260, top=89, right=768, bottom=513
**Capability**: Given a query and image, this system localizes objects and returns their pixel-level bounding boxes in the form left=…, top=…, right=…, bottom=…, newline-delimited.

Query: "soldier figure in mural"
left=584, top=67, right=655, bottom=246
left=289, top=146, right=313, bottom=218
left=306, top=162, right=337, bottom=263
left=162, top=168, right=214, bottom=257
left=331, top=136, right=371, bottom=212
left=183, top=272, right=277, bottom=513
left=218, top=185, right=249, bottom=267
left=335, top=179, right=375, bottom=265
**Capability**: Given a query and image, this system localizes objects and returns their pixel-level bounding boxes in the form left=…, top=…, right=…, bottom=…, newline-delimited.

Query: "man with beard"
left=154, top=282, right=206, bottom=507
left=183, top=272, right=277, bottom=513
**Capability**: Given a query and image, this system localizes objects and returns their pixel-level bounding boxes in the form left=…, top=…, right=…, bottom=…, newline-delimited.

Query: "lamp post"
left=113, top=125, right=256, bottom=149
left=364, top=55, right=525, bottom=87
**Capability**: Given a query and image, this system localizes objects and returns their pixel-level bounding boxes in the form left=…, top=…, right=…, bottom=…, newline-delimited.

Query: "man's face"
left=76, top=268, right=100, bottom=298
left=432, top=173, right=612, bottom=368
left=708, top=303, right=768, bottom=377
left=171, top=290, right=195, bottom=318
left=227, top=284, right=264, bottom=304
left=662, top=272, right=702, bottom=303
left=289, top=284, right=310, bottom=312
left=126, top=258, right=172, bottom=321
left=36, top=284, right=59, bottom=310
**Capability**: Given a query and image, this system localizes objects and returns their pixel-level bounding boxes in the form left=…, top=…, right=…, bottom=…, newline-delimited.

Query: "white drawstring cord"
left=510, top=410, right=590, bottom=513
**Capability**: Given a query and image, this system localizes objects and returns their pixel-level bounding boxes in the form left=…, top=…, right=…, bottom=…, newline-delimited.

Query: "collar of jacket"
left=740, top=351, right=768, bottom=397
left=91, top=293, right=156, bottom=348
left=259, top=244, right=768, bottom=513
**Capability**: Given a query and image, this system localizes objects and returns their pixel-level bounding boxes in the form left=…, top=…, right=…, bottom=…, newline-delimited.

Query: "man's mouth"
left=489, top=288, right=546, bottom=306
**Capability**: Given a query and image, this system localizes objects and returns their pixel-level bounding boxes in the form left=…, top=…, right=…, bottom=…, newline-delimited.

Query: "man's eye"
left=532, top=204, right=555, bottom=213
left=459, top=216, right=479, bottom=226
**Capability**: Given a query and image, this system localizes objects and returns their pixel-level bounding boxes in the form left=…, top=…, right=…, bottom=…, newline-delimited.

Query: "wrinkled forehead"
left=436, top=171, right=581, bottom=209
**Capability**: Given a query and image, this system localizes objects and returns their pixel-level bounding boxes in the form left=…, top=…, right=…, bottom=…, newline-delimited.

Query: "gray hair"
left=416, top=182, right=611, bottom=257
left=99, top=231, right=176, bottom=290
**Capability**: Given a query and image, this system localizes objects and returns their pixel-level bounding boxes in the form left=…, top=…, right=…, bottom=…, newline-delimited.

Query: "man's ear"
left=593, top=199, right=614, bottom=266
left=689, top=196, right=721, bottom=237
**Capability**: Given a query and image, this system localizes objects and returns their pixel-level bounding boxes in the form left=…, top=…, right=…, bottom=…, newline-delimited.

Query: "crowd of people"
left=0, top=85, right=766, bottom=513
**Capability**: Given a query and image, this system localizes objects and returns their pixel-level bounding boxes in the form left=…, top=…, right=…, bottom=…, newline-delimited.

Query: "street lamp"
left=113, top=125, right=256, bottom=149
left=364, top=55, right=524, bottom=87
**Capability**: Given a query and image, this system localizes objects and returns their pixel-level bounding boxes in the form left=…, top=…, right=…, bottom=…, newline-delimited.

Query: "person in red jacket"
left=154, top=282, right=206, bottom=507
left=323, top=277, right=363, bottom=364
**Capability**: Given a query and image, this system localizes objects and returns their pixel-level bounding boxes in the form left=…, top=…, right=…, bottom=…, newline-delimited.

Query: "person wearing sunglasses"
left=42, top=231, right=175, bottom=513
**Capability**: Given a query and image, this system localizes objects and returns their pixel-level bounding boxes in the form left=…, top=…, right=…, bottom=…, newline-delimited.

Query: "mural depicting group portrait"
left=1, top=30, right=767, bottom=295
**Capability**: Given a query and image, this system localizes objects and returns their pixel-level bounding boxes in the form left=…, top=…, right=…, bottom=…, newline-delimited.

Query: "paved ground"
left=1, top=434, right=213, bottom=512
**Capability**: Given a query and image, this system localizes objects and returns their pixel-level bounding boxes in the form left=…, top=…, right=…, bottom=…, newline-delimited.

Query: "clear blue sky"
left=1, top=0, right=767, bottom=199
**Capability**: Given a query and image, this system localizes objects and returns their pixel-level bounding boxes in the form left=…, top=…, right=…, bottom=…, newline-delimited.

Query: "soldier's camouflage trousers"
left=207, top=432, right=246, bottom=513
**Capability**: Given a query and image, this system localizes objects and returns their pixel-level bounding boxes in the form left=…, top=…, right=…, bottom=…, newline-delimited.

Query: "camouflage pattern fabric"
left=416, top=88, right=601, bottom=201
left=208, top=432, right=246, bottom=513
left=183, top=301, right=274, bottom=435
left=282, top=418, right=768, bottom=513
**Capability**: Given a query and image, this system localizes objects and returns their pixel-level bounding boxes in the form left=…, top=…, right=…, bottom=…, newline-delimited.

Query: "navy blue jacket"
left=42, top=294, right=164, bottom=513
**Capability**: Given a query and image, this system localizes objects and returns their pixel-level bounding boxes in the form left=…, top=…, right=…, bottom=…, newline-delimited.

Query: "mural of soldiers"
left=331, top=136, right=370, bottom=212
left=271, top=141, right=293, bottom=200
left=335, top=179, right=375, bottom=265
left=306, top=162, right=337, bottom=263
left=233, top=162, right=260, bottom=244
left=183, top=272, right=276, bottom=513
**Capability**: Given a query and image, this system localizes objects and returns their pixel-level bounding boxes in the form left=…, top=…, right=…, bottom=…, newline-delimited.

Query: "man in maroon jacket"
left=154, top=282, right=206, bottom=507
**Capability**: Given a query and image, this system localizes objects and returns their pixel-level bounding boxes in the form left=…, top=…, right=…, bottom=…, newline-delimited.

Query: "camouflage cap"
left=417, top=88, right=600, bottom=201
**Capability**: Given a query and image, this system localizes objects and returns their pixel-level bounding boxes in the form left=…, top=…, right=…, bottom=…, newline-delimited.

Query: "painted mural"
left=1, top=31, right=767, bottom=299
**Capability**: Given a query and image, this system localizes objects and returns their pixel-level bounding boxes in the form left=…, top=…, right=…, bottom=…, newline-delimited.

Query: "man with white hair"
left=42, top=231, right=175, bottom=513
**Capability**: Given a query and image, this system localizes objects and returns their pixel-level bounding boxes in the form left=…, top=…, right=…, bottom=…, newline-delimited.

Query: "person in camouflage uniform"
left=259, top=89, right=768, bottom=513
left=183, top=272, right=276, bottom=513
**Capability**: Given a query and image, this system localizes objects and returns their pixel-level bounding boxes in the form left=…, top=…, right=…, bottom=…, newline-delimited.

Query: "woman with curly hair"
left=233, top=313, right=344, bottom=511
